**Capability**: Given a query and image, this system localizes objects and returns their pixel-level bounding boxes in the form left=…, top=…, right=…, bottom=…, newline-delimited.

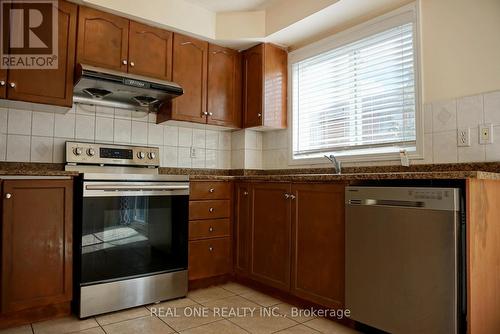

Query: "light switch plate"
left=190, top=147, right=197, bottom=158
left=457, top=128, right=471, bottom=147
left=479, top=124, right=493, bottom=144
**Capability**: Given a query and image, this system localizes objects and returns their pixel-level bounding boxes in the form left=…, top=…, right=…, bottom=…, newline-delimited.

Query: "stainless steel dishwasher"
left=345, top=186, right=462, bottom=334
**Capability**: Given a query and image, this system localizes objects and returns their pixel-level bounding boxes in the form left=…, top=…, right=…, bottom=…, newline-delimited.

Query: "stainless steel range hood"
left=73, top=64, right=183, bottom=112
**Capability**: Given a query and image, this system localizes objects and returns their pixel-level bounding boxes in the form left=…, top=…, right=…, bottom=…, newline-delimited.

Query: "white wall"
left=0, top=104, right=231, bottom=169
left=420, top=0, right=500, bottom=103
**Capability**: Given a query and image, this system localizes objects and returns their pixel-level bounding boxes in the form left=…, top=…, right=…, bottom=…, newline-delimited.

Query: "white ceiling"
left=185, top=0, right=273, bottom=12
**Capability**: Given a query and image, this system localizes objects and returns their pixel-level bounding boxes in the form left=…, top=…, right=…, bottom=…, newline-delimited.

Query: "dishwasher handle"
left=348, top=199, right=425, bottom=208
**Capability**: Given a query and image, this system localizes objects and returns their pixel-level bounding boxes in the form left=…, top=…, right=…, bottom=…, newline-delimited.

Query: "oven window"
left=80, top=195, right=188, bottom=284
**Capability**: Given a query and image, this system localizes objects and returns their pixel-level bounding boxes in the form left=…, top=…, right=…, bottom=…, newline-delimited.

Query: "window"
left=291, top=4, right=420, bottom=161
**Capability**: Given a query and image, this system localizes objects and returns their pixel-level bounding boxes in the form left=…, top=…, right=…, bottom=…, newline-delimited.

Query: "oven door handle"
left=83, top=183, right=190, bottom=197
left=85, top=184, right=189, bottom=191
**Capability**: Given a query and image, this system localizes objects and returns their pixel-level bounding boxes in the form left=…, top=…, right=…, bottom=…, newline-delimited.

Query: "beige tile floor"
left=0, top=283, right=360, bottom=334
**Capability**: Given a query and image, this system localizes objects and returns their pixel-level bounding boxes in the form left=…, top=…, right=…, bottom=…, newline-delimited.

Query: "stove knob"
left=148, top=152, right=156, bottom=160
left=73, top=147, right=83, bottom=156
left=87, top=148, right=95, bottom=156
left=137, top=151, right=146, bottom=159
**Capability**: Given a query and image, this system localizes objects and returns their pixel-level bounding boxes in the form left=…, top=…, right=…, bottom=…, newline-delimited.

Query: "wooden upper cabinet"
left=242, top=44, right=263, bottom=128
left=207, top=44, right=241, bottom=128
left=128, top=21, right=173, bottom=81
left=1, top=180, right=73, bottom=313
left=0, top=0, right=9, bottom=101
left=243, top=43, right=287, bottom=129
left=6, top=0, right=77, bottom=107
left=234, top=183, right=251, bottom=275
left=290, top=183, right=345, bottom=308
left=250, top=183, right=292, bottom=291
left=171, top=33, right=208, bottom=124
left=77, top=6, right=129, bottom=71
left=0, top=68, right=6, bottom=99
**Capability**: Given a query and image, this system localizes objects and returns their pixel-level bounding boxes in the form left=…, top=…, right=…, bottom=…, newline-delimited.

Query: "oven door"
left=80, top=181, right=189, bottom=285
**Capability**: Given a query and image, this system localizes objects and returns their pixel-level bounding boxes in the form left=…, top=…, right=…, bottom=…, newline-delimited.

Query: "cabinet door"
left=77, top=6, right=129, bottom=71
left=234, top=183, right=251, bottom=275
left=242, top=44, right=263, bottom=128
left=6, top=0, right=77, bottom=107
left=290, top=183, right=345, bottom=308
left=0, top=0, right=8, bottom=99
left=189, top=237, right=231, bottom=280
left=171, top=33, right=208, bottom=124
left=263, top=43, right=287, bottom=129
left=1, top=180, right=73, bottom=313
left=207, top=44, right=241, bottom=128
left=250, top=182, right=291, bottom=291
left=0, top=68, right=6, bottom=99
left=128, top=21, right=172, bottom=81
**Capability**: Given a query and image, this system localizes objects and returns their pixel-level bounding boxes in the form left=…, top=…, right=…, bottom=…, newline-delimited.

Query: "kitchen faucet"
left=324, top=154, right=341, bottom=174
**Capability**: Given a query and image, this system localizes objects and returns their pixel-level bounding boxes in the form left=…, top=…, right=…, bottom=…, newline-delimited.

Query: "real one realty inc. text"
left=150, top=306, right=351, bottom=319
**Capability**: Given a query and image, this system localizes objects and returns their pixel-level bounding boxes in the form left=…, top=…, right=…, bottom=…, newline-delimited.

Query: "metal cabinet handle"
left=209, top=246, right=213, bottom=252
left=209, top=188, right=215, bottom=193
left=5, top=193, right=12, bottom=199
left=208, top=112, right=213, bottom=116
left=9, top=82, right=16, bottom=88
left=209, top=227, right=214, bottom=232
left=284, top=193, right=290, bottom=199
left=290, top=194, right=296, bottom=200
left=130, top=61, right=135, bottom=67
left=0, top=80, right=5, bottom=86
left=122, top=59, right=128, bottom=65
left=257, top=113, right=262, bottom=117
left=209, top=207, right=214, bottom=212
left=243, top=191, right=248, bottom=196
left=201, top=111, right=208, bottom=116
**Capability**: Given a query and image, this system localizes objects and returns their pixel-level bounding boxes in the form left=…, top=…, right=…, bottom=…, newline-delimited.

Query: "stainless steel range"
left=66, top=141, right=189, bottom=318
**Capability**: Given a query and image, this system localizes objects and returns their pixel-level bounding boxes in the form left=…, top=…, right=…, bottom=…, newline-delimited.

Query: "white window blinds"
left=292, top=21, right=417, bottom=158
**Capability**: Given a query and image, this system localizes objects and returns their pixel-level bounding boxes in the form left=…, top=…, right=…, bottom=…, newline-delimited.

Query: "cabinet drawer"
left=190, top=181, right=231, bottom=200
left=189, top=200, right=230, bottom=220
left=189, top=237, right=231, bottom=280
left=189, top=219, right=230, bottom=240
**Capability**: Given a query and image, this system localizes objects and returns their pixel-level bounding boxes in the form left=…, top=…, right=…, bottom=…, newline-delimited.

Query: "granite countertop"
left=190, top=171, right=500, bottom=181
left=1, top=162, right=500, bottom=180
left=0, top=170, right=79, bottom=177
left=0, top=163, right=79, bottom=177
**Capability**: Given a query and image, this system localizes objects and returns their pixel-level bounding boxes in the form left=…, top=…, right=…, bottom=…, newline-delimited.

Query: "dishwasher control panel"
left=410, top=189, right=454, bottom=200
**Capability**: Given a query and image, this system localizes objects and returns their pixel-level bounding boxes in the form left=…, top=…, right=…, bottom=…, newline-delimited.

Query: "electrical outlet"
left=457, top=128, right=471, bottom=147
left=479, top=124, right=494, bottom=144
left=190, top=147, right=197, bottom=158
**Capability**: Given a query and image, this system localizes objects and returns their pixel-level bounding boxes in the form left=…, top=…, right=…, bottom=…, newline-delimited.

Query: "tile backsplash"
left=0, top=104, right=232, bottom=169
left=258, top=89, right=500, bottom=170
left=427, top=90, right=500, bottom=164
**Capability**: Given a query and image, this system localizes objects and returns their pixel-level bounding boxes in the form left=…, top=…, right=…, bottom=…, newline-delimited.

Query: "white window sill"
left=289, top=150, right=423, bottom=166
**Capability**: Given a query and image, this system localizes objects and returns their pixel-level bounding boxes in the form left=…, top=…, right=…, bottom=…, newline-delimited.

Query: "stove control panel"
left=66, top=142, right=160, bottom=167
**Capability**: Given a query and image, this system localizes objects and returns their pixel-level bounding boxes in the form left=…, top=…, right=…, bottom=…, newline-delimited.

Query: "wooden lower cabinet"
left=290, top=183, right=345, bottom=308
left=0, top=68, right=6, bottom=99
left=234, top=183, right=251, bottom=275
left=189, top=200, right=230, bottom=220
left=188, top=181, right=232, bottom=284
left=250, top=183, right=291, bottom=291
left=235, top=181, right=345, bottom=307
left=0, top=179, right=73, bottom=327
left=189, top=238, right=231, bottom=280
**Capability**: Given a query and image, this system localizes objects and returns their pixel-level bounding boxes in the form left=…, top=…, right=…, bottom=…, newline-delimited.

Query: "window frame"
left=288, top=2, right=423, bottom=165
